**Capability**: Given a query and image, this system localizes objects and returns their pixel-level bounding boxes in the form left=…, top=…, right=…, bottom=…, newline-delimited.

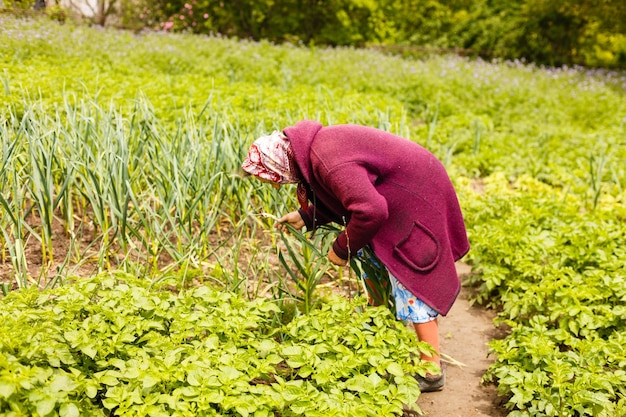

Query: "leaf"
left=63, top=330, right=79, bottom=344
left=204, top=335, right=219, bottom=350
left=568, top=320, right=580, bottom=335
left=143, top=374, right=159, bottom=389
left=50, top=373, right=77, bottom=393
left=36, top=397, right=56, bottom=416
left=257, top=339, right=275, bottom=352
left=119, top=331, right=136, bottom=343
left=346, top=375, right=369, bottom=392
left=102, top=397, right=119, bottom=410
left=253, top=409, right=271, bottom=417
left=368, top=372, right=383, bottom=387
left=286, top=358, right=307, bottom=369
left=99, top=375, right=119, bottom=386
left=59, top=403, right=80, bottom=417
left=298, top=365, right=313, bottom=378
left=368, top=354, right=384, bottom=367
left=386, top=362, right=404, bottom=377
left=85, top=383, right=98, bottom=399
left=81, top=345, right=98, bottom=359
left=178, top=386, right=199, bottom=398
left=281, top=387, right=301, bottom=402
left=187, top=370, right=202, bottom=387
left=256, top=302, right=281, bottom=314
left=281, top=346, right=303, bottom=356
left=204, top=389, right=224, bottom=404
left=265, top=354, right=283, bottom=365
left=218, top=366, right=242, bottom=383
left=133, top=292, right=154, bottom=310
left=0, top=381, right=16, bottom=399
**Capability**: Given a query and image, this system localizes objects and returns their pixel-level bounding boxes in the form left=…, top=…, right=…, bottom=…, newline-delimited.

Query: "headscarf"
left=242, top=130, right=299, bottom=184
left=242, top=130, right=310, bottom=210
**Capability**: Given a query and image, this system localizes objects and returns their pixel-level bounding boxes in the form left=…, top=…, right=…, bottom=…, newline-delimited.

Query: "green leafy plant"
left=461, top=173, right=626, bottom=416
left=0, top=272, right=429, bottom=416
left=277, top=225, right=334, bottom=314
left=349, top=245, right=394, bottom=313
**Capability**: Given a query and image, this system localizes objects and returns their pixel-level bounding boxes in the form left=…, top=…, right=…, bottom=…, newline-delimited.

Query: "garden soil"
left=412, top=263, right=508, bottom=417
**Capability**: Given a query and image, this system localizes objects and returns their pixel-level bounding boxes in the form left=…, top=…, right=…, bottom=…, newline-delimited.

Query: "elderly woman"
left=242, top=120, right=469, bottom=392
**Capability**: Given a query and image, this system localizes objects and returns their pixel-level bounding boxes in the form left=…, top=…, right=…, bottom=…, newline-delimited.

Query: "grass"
left=1, top=12, right=626, bottom=416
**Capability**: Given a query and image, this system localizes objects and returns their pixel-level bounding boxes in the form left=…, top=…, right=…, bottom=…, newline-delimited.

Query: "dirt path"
left=416, top=264, right=508, bottom=417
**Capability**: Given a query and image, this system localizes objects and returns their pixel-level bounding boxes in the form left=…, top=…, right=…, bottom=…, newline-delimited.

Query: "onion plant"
left=0, top=91, right=410, bottom=304
left=277, top=226, right=334, bottom=314
left=0, top=93, right=303, bottom=294
left=1, top=113, right=31, bottom=288
left=0, top=174, right=29, bottom=289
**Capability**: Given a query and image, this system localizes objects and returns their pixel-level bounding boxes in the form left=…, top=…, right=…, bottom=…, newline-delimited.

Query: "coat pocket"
left=393, top=221, right=440, bottom=272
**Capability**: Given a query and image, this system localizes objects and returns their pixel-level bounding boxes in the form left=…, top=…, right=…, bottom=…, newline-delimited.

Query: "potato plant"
left=0, top=272, right=430, bottom=416
left=461, top=174, right=626, bottom=416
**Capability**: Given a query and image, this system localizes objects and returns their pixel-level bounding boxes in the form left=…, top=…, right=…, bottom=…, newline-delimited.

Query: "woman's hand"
left=328, top=247, right=348, bottom=266
left=275, top=211, right=305, bottom=232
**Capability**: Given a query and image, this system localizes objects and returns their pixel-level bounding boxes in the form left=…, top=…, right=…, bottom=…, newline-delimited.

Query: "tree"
left=61, top=0, right=117, bottom=26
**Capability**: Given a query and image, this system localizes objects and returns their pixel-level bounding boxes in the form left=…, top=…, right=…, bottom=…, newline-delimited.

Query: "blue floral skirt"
left=388, top=273, right=438, bottom=324
left=358, top=249, right=438, bottom=324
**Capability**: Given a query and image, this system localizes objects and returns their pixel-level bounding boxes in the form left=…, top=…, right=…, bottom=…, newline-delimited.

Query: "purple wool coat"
left=283, top=120, right=470, bottom=315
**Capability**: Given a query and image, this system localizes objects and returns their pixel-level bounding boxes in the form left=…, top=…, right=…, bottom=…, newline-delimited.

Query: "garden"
left=1, top=13, right=626, bottom=416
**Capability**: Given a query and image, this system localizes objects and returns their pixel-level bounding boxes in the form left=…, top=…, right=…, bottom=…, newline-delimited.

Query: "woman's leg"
left=358, top=251, right=445, bottom=383
left=386, top=274, right=445, bottom=391
left=413, top=319, right=441, bottom=370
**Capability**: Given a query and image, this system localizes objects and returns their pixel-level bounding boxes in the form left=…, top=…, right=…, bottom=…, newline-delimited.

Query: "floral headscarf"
left=242, top=130, right=299, bottom=184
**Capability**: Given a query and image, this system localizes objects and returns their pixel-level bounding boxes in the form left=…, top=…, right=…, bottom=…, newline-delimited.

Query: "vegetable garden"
left=1, top=15, right=625, bottom=416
